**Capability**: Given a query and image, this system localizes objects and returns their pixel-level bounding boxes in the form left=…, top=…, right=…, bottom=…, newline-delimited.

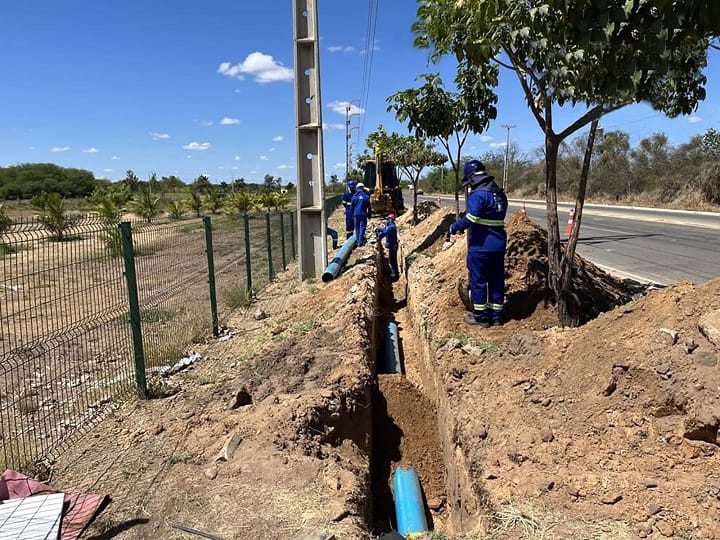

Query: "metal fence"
left=0, top=208, right=302, bottom=473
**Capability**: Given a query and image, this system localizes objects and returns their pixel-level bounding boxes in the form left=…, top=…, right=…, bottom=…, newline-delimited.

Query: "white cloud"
left=51, top=146, right=70, bottom=152
left=322, top=122, right=345, bottom=131
left=479, top=135, right=494, bottom=142
left=83, top=147, right=99, bottom=153
left=328, top=45, right=355, bottom=53
left=220, top=117, right=241, bottom=125
left=183, top=142, right=211, bottom=151
left=233, top=89, right=241, bottom=93
left=217, top=52, right=293, bottom=84
left=232, top=165, right=239, bottom=170
left=360, top=41, right=380, bottom=55
left=103, top=168, right=113, bottom=173
left=688, top=115, right=703, bottom=124
left=273, top=135, right=284, bottom=142
left=150, top=132, right=171, bottom=140
left=277, top=164, right=294, bottom=170
left=490, top=142, right=507, bottom=149
left=198, top=119, right=214, bottom=127
left=329, top=101, right=365, bottom=116
left=234, top=155, right=241, bottom=161
left=111, top=155, right=120, bottom=160
left=269, top=147, right=276, bottom=152
left=187, top=155, right=192, bottom=159
left=334, top=162, right=346, bottom=169
left=260, top=155, right=268, bottom=161
left=28, top=146, right=35, bottom=150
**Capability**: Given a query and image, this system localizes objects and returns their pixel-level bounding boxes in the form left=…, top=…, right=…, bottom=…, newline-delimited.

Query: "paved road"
left=411, top=193, right=720, bottom=286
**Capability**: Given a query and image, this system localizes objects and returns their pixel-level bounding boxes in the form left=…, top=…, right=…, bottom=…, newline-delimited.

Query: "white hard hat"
left=356, top=182, right=365, bottom=189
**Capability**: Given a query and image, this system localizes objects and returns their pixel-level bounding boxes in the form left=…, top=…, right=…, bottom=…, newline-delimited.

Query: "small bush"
left=699, top=162, right=720, bottom=205
left=221, top=283, right=251, bottom=309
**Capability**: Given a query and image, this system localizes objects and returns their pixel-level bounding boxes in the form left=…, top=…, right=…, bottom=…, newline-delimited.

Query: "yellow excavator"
left=362, top=147, right=405, bottom=215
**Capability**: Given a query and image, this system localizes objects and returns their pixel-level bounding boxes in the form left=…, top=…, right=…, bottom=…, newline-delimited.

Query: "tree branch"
left=502, top=45, right=546, bottom=131
left=557, top=102, right=628, bottom=141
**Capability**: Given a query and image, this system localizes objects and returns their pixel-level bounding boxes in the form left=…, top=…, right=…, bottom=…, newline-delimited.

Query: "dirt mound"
left=403, top=207, right=720, bottom=537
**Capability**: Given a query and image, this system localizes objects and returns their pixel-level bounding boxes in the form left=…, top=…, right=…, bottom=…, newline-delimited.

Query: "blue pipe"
left=382, top=321, right=401, bottom=374
left=393, top=466, right=429, bottom=536
left=321, top=235, right=356, bottom=282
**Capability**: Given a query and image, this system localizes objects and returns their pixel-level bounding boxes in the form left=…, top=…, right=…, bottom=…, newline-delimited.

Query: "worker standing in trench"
left=448, top=160, right=508, bottom=327
left=375, top=213, right=399, bottom=279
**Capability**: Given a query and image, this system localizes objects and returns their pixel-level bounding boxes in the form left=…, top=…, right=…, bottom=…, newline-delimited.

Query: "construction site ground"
left=51, top=204, right=720, bottom=540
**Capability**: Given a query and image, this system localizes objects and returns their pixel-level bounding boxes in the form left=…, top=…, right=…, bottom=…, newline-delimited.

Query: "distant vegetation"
left=0, top=163, right=96, bottom=199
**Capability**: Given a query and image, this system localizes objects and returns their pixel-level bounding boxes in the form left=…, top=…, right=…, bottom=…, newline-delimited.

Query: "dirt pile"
left=403, top=207, right=720, bottom=538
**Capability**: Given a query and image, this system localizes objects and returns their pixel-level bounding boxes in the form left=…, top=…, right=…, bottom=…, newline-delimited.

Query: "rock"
left=204, top=466, right=218, bottom=480
left=699, top=310, right=720, bottom=347
left=691, top=348, right=717, bottom=367
left=539, top=480, right=555, bottom=492
left=600, top=493, right=623, bottom=504
left=636, top=523, right=653, bottom=537
left=271, top=325, right=286, bottom=336
left=654, top=364, right=671, bottom=376
left=643, top=479, right=659, bottom=488
left=253, top=309, right=268, bottom=320
left=329, top=502, right=349, bottom=522
left=427, top=497, right=444, bottom=510
left=231, top=387, right=253, bottom=409
left=648, top=503, right=663, bottom=516
left=540, top=429, right=554, bottom=443
left=541, top=398, right=552, bottom=407
left=683, top=340, right=699, bottom=354
left=654, top=520, right=674, bottom=536
left=602, top=379, right=617, bottom=397
left=216, top=432, right=242, bottom=461
left=657, top=328, right=678, bottom=345
left=444, top=338, right=462, bottom=351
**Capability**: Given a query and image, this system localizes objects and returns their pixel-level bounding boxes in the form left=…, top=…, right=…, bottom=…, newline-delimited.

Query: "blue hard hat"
left=348, top=181, right=357, bottom=189
left=462, top=160, right=485, bottom=186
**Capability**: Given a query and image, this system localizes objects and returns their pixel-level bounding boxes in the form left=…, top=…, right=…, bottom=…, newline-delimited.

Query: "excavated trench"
left=367, top=242, right=461, bottom=536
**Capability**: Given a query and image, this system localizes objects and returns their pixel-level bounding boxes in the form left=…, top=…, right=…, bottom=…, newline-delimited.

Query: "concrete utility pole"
left=501, top=124, right=515, bottom=191
left=293, top=0, right=327, bottom=280
left=345, top=100, right=360, bottom=181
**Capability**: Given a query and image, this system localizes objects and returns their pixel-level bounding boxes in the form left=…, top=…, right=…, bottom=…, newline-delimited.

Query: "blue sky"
left=1, top=1, right=718, bottom=186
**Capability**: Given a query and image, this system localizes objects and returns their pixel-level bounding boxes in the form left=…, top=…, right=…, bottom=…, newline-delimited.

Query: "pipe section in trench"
left=381, top=321, right=401, bottom=374
left=393, top=466, right=429, bottom=536
left=321, top=235, right=356, bottom=282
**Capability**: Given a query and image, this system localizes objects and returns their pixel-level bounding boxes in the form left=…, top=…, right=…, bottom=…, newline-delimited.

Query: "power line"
left=358, top=0, right=379, bottom=145
left=501, top=124, right=515, bottom=190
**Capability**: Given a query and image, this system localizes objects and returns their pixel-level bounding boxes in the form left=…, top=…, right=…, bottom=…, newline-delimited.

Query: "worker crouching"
left=376, top=213, right=399, bottom=279
left=449, top=160, right=508, bottom=327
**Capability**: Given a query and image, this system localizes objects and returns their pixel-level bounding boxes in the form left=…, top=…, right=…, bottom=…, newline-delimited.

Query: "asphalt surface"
left=411, top=192, right=720, bottom=286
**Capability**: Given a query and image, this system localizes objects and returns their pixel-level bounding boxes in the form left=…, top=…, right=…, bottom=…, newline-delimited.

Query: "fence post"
left=244, top=213, right=252, bottom=294
left=289, top=211, right=296, bottom=260
left=265, top=212, right=274, bottom=281
left=119, top=221, right=147, bottom=398
left=280, top=212, right=287, bottom=270
left=203, top=216, right=219, bottom=337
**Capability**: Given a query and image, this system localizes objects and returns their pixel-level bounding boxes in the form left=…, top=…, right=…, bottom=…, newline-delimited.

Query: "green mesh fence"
left=0, top=203, right=334, bottom=472
left=0, top=216, right=135, bottom=472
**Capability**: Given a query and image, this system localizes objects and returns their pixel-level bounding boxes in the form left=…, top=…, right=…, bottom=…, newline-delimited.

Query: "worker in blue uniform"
left=342, top=181, right=357, bottom=239
left=327, top=227, right=339, bottom=249
left=351, top=182, right=371, bottom=246
left=376, top=213, right=399, bottom=279
left=448, top=160, right=508, bottom=327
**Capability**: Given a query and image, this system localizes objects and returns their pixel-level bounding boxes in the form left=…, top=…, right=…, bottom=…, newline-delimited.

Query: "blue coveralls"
left=327, top=227, right=339, bottom=249
left=449, top=173, right=508, bottom=325
left=342, top=187, right=356, bottom=238
left=376, top=218, right=399, bottom=278
left=351, top=189, right=371, bottom=246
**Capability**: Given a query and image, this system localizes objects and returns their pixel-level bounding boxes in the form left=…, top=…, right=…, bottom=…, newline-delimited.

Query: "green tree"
left=185, top=190, right=203, bottom=218
left=415, top=0, right=718, bottom=326
left=123, top=170, right=141, bottom=193
left=387, top=68, right=498, bottom=217
left=203, top=186, right=223, bottom=214
left=703, top=128, right=720, bottom=161
left=30, top=192, right=76, bottom=241
left=166, top=200, right=185, bottom=220
left=191, top=175, right=212, bottom=194
left=223, top=191, right=258, bottom=219
left=262, top=174, right=281, bottom=193
left=394, top=136, right=447, bottom=223
left=128, top=186, right=163, bottom=223
left=257, top=191, right=277, bottom=212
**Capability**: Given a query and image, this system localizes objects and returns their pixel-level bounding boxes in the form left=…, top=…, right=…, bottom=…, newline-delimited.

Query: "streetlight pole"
left=345, top=100, right=360, bottom=181
left=501, top=123, right=515, bottom=191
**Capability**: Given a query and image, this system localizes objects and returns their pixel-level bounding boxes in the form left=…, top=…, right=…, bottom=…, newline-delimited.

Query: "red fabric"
left=0, top=469, right=108, bottom=540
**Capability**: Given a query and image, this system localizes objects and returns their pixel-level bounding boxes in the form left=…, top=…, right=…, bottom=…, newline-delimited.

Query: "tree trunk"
left=453, top=166, right=461, bottom=220
left=412, top=180, right=418, bottom=225
left=558, top=119, right=599, bottom=327
left=545, top=132, right=564, bottom=323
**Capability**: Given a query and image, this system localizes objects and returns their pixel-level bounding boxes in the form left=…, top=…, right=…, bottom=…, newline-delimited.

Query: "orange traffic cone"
left=436, top=196, right=442, bottom=206
left=565, top=208, right=575, bottom=235
left=521, top=202, right=527, bottom=215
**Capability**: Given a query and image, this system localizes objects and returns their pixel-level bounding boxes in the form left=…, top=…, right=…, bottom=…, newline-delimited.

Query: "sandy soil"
left=48, top=204, right=720, bottom=540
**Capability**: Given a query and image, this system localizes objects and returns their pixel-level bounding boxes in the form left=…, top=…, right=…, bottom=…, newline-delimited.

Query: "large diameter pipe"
left=321, top=235, right=356, bottom=282
left=393, top=466, right=429, bottom=536
left=382, top=321, right=401, bottom=374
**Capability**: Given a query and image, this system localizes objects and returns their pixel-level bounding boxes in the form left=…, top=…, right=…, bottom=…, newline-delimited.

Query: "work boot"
left=464, top=315, right=490, bottom=328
